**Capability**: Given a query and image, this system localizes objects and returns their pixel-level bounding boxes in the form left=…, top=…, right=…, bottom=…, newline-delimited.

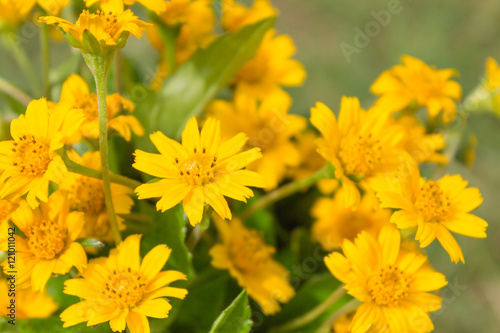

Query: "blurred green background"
left=0, top=0, right=499, bottom=332
left=273, top=0, right=500, bottom=332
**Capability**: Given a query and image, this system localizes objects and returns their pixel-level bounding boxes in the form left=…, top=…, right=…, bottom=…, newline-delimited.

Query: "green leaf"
left=209, top=289, right=253, bottom=333
left=141, top=204, right=193, bottom=279
left=77, top=238, right=105, bottom=248
left=150, top=18, right=275, bottom=140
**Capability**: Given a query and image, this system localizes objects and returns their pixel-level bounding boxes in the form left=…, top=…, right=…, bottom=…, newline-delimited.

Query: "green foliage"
left=209, top=289, right=253, bottom=333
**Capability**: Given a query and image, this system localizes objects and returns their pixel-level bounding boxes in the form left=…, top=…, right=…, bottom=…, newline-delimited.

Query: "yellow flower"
left=210, top=217, right=295, bottom=315
left=311, top=189, right=391, bottom=251
left=285, top=131, right=339, bottom=194
left=310, top=97, right=404, bottom=206
left=39, top=9, right=149, bottom=51
left=326, top=226, right=447, bottom=333
left=0, top=0, right=28, bottom=29
left=377, top=161, right=487, bottom=263
left=232, top=29, right=306, bottom=99
left=53, top=151, right=134, bottom=245
left=133, top=117, right=266, bottom=226
left=221, top=0, right=277, bottom=32
left=8, top=196, right=87, bottom=291
left=0, top=278, right=59, bottom=319
left=371, top=55, right=462, bottom=123
left=331, top=310, right=356, bottom=333
left=60, top=74, right=143, bottom=142
left=148, top=0, right=216, bottom=89
left=86, top=0, right=167, bottom=14
left=60, top=234, right=188, bottom=333
left=19, top=0, right=70, bottom=16
left=0, top=196, right=19, bottom=251
left=484, top=57, right=500, bottom=112
left=0, top=98, right=84, bottom=208
left=396, top=115, right=447, bottom=165
left=207, top=91, right=306, bottom=190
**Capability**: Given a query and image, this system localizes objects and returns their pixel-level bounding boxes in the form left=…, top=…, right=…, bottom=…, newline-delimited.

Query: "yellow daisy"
left=396, top=115, right=447, bottom=165
left=53, top=150, right=134, bottom=245
left=376, top=161, right=487, bottom=263
left=232, top=29, right=306, bottom=99
left=133, top=116, right=266, bottom=226
left=60, top=234, right=188, bottom=333
left=60, top=74, right=143, bottom=142
left=86, top=0, right=167, bottom=14
left=0, top=277, right=59, bottom=319
left=0, top=98, right=84, bottom=208
left=221, top=0, right=277, bottom=32
left=326, top=226, right=447, bottom=333
left=310, top=96, right=404, bottom=206
left=9, top=196, right=87, bottom=291
left=207, top=91, right=306, bottom=190
left=0, top=195, right=19, bottom=251
left=371, top=55, right=462, bottom=123
left=39, top=9, right=149, bottom=50
left=311, top=189, right=391, bottom=251
left=209, top=217, right=295, bottom=315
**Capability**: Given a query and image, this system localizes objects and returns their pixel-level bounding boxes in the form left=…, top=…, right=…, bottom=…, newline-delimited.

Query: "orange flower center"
left=230, top=229, right=274, bottom=273
left=27, top=220, right=66, bottom=260
left=415, top=180, right=450, bottom=222
left=339, top=134, right=382, bottom=177
left=367, top=265, right=409, bottom=306
left=175, top=148, right=217, bottom=186
left=102, top=268, right=147, bottom=308
left=67, top=176, right=106, bottom=214
left=11, top=135, right=51, bottom=176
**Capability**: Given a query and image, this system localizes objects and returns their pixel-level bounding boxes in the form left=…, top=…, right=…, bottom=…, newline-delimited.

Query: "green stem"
left=316, top=299, right=361, bottom=333
left=240, top=165, right=332, bottom=220
left=186, top=207, right=212, bottom=252
left=40, top=23, right=51, bottom=99
left=94, top=63, right=122, bottom=244
left=1, top=36, right=41, bottom=96
left=272, top=287, right=347, bottom=332
left=0, top=76, right=32, bottom=106
left=57, top=149, right=142, bottom=189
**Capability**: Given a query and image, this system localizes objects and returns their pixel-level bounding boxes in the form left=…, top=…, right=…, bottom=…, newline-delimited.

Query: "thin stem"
left=58, top=149, right=142, bottom=189
left=40, top=23, right=51, bottom=99
left=0, top=76, right=32, bottom=106
left=94, top=61, right=122, bottom=244
left=316, top=299, right=361, bottom=333
left=272, top=287, right=347, bottom=333
left=240, top=165, right=331, bottom=220
left=1, top=36, right=40, bottom=96
left=186, top=207, right=212, bottom=252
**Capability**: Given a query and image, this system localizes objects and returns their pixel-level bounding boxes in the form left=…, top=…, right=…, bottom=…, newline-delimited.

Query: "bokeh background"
left=0, top=0, right=499, bottom=332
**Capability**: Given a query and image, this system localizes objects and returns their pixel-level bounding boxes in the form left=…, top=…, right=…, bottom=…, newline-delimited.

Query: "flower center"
left=11, top=135, right=51, bottom=176
left=415, top=180, right=450, bottom=222
left=74, top=94, right=98, bottom=121
left=230, top=229, right=274, bottom=273
left=175, top=148, right=217, bottom=186
left=102, top=268, right=147, bottom=309
left=339, top=134, right=382, bottom=177
left=27, top=220, right=66, bottom=260
left=67, top=176, right=106, bottom=214
left=338, top=210, right=374, bottom=241
left=367, top=265, right=409, bottom=306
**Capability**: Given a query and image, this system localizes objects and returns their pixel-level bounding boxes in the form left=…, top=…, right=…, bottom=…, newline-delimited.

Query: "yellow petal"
left=31, top=260, right=56, bottom=291
left=118, top=234, right=141, bottom=271
left=134, top=298, right=172, bottom=318
left=183, top=187, right=204, bottom=226
left=181, top=117, right=200, bottom=153
left=140, top=245, right=172, bottom=282
left=126, top=311, right=150, bottom=333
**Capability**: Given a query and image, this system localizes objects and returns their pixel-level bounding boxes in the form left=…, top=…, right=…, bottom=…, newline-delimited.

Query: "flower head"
left=326, top=226, right=447, bottom=333
left=54, top=151, right=134, bottom=245
left=310, top=97, right=404, bottom=206
left=39, top=9, right=149, bottom=54
left=0, top=195, right=19, bottom=251
left=60, top=234, right=188, bottom=333
left=8, top=196, right=87, bottom=291
left=371, top=55, right=462, bottom=123
left=311, top=189, right=391, bottom=251
left=208, top=91, right=306, bottom=190
left=0, top=0, right=28, bottom=30
left=60, top=74, right=143, bottom=142
left=210, top=217, right=295, bottom=315
left=377, top=160, right=487, bottom=263
left=0, top=98, right=84, bottom=208
left=232, top=29, right=306, bottom=98
left=133, top=117, right=266, bottom=226
left=221, top=0, right=277, bottom=32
